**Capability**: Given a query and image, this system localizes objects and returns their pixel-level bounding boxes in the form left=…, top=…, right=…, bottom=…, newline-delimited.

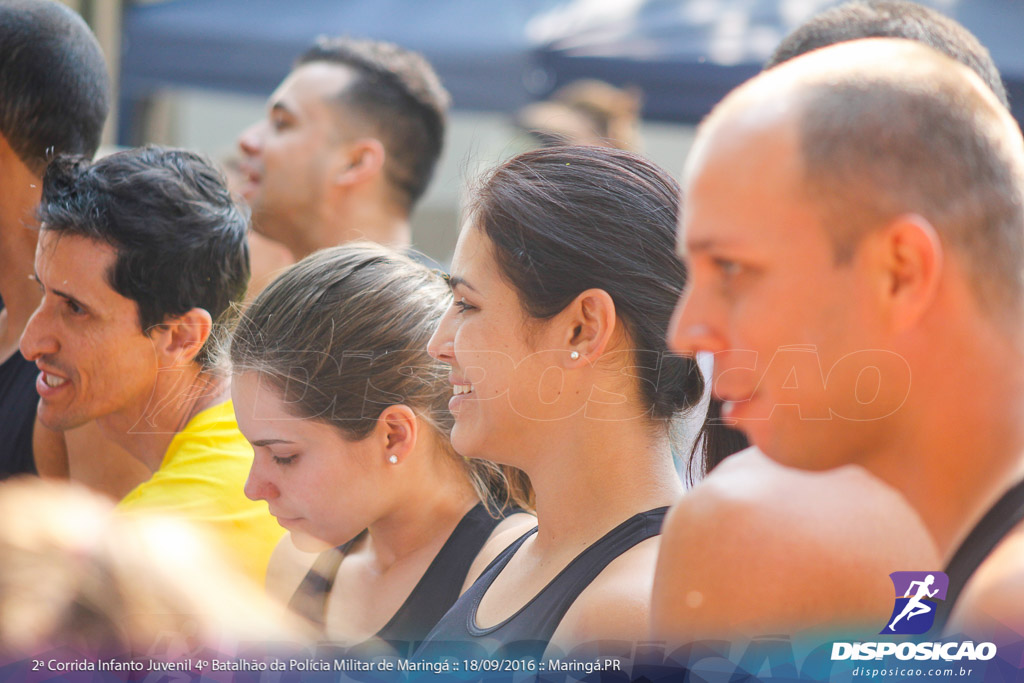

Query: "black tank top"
left=414, top=506, right=669, bottom=662
left=934, top=478, right=1024, bottom=633
left=287, top=502, right=506, bottom=645
left=0, top=299, right=38, bottom=478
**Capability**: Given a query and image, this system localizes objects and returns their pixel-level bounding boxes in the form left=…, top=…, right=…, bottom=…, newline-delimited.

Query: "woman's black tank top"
left=934, top=477, right=1024, bottom=633
left=287, top=502, right=505, bottom=644
left=414, top=506, right=669, bottom=662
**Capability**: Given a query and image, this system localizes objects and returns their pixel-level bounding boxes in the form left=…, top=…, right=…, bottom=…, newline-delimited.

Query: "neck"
left=100, top=366, right=229, bottom=472
left=0, top=151, right=43, bottom=361
left=294, top=193, right=410, bottom=259
left=862, top=322, right=1024, bottom=560
left=519, top=414, right=683, bottom=555
left=364, top=445, right=478, bottom=572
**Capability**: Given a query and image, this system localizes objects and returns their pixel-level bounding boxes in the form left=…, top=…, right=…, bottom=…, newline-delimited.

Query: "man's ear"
left=871, top=213, right=943, bottom=332
left=334, top=138, right=386, bottom=187
left=151, top=308, right=213, bottom=367
left=561, top=288, right=617, bottom=364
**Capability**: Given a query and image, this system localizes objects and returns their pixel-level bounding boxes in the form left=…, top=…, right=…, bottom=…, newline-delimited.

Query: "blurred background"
left=63, top=0, right=1024, bottom=263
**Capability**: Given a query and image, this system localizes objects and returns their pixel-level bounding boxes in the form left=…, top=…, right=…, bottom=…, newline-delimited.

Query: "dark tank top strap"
left=287, top=504, right=508, bottom=638
left=935, top=477, right=1024, bottom=633
left=287, top=533, right=363, bottom=629
left=377, top=502, right=508, bottom=643
left=415, top=506, right=669, bottom=662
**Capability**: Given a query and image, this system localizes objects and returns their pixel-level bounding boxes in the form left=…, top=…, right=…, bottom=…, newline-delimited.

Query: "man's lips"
left=237, top=165, right=261, bottom=197
left=35, top=366, right=70, bottom=398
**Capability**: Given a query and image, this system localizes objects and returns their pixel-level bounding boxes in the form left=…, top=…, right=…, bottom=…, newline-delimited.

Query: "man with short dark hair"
left=0, top=0, right=109, bottom=477
left=21, top=146, right=283, bottom=583
left=766, top=0, right=1008, bottom=107
left=655, top=37, right=1024, bottom=644
left=238, top=37, right=450, bottom=259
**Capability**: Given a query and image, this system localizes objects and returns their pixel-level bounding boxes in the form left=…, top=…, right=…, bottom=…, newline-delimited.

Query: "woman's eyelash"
left=271, top=454, right=296, bottom=466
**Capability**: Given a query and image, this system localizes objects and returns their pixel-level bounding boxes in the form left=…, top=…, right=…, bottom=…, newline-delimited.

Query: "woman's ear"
left=374, top=404, right=419, bottom=466
left=563, top=288, right=616, bottom=364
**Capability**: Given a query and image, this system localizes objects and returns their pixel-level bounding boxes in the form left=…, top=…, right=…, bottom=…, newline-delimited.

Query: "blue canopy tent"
left=119, top=0, right=1024, bottom=142
left=534, top=0, right=1024, bottom=125
left=118, top=0, right=561, bottom=143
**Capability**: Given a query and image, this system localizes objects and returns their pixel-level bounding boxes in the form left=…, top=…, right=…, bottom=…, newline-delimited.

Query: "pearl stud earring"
left=388, top=454, right=399, bottom=465
left=570, top=351, right=580, bottom=360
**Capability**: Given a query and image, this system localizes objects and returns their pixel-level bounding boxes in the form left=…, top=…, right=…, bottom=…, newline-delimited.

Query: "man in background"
left=0, top=0, right=110, bottom=478
left=238, top=36, right=450, bottom=259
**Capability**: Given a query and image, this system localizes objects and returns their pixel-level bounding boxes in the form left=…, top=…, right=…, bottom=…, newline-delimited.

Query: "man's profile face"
left=19, top=231, right=160, bottom=432
left=668, top=113, right=907, bottom=469
left=237, top=61, right=359, bottom=248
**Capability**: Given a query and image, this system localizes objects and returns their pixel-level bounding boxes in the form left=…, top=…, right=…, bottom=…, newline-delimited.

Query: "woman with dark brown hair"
left=227, top=243, right=533, bottom=653
left=417, top=145, right=731, bottom=660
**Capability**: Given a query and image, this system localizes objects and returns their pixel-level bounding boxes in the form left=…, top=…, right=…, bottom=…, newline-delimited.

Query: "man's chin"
left=36, top=404, right=89, bottom=434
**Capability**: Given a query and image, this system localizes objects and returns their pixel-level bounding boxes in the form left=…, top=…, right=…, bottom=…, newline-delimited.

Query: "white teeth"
left=453, top=385, right=473, bottom=396
left=44, top=373, right=67, bottom=388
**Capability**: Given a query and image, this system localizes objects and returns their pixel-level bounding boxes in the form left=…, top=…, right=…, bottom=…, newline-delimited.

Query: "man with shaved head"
left=654, top=37, right=1024, bottom=644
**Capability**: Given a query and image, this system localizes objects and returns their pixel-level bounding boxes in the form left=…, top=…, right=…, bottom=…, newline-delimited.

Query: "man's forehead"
left=279, top=61, right=359, bottom=105
left=36, top=230, right=115, bottom=273
left=679, top=113, right=819, bottom=253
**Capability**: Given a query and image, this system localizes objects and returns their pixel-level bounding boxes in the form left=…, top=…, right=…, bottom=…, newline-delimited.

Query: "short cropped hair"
left=37, top=146, right=250, bottom=368
left=0, top=0, right=110, bottom=174
left=298, top=37, right=450, bottom=212
left=794, top=49, right=1024, bottom=310
left=767, top=1, right=1009, bottom=108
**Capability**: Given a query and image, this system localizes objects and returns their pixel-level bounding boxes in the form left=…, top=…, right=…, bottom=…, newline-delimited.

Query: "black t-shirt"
left=0, top=299, right=38, bottom=477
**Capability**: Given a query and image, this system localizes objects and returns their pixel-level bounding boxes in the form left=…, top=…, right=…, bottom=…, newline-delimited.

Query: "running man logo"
left=881, top=571, right=949, bottom=635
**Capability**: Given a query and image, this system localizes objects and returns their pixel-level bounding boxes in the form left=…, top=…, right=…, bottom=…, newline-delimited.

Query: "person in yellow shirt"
left=20, top=146, right=283, bottom=584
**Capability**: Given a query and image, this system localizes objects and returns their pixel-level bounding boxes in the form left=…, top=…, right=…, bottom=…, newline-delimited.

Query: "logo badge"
left=881, top=571, right=949, bottom=635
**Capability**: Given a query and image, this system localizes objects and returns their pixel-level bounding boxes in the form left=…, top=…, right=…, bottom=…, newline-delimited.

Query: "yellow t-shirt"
left=117, top=400, right=284, bottom=584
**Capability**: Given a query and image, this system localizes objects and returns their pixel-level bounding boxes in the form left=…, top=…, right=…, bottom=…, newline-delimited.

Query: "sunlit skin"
left=237, top=62, right=354, bottom=256
left=20, top=232, right=161, bottom=434
left=668, top=111, right=911, bottom=472
left=428, top=223, right=655, bottom=468
left=237, top=62, right=407, bottom=258
left=429, top=224, right=574, bottom=467
left=428, top=222, right=683, bottom=651
left=20, top=231, right=221, bottom=472
left=655, top=39, right=1024, bottom=644
left=233, top=370, right=535, bottom=642
left=0, top=134, right=42, bottom=364
left=234, top=371, right=389, bottom=552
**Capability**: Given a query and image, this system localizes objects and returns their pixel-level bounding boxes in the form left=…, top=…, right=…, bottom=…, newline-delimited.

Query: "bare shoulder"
left=652, top=448, right=940, bottom=641
left=548, top=535, right=662, bottom=652
left=462, top=511, right=537, bottom=591
left=265, top=534, right=321, bottom=602
left=947, top=519, right=1024, bottom=643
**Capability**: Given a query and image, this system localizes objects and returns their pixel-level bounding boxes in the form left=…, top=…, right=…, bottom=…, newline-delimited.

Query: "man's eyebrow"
left=447, top=276, right=479, bottom=294
left=34, top=273, right=93, bottom=313
left=270, top=101, right=294, bottom=116
left=684, top=238, right=719, bottom=255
